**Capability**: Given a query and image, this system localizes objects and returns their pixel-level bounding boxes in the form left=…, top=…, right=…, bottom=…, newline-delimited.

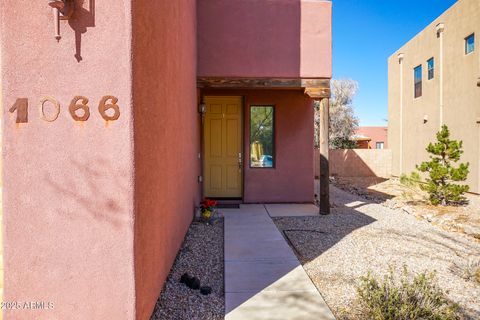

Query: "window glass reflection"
left=250, top=106, right=274, bottom=168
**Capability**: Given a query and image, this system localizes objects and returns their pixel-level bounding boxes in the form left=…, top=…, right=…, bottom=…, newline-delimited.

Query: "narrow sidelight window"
left=465, top=33, right=475, bottom=54
left=250, top=106, right=274, bottom=168
left=427, top=58, right=434, bottom=80
left=414, top=65, right=422, bottom=98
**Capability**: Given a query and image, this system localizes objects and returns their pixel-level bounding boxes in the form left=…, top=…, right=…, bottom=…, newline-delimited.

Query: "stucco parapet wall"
left=197, top=77, right=331, bottom=98
left=387, top=0, right=477, bottom=61
left=197, top=0, right=332, bottom=79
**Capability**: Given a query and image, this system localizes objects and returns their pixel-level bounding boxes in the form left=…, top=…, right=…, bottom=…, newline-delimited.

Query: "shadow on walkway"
left=221, top=187, right=379, bottom=319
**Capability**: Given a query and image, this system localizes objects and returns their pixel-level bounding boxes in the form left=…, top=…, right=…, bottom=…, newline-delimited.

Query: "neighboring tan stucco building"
left=0, top=1, right=332, bottom=319
left=388, top=0, right=480, bottom=192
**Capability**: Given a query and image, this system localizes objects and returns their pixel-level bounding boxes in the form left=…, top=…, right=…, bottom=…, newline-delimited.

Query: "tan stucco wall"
left=388, top=0, right=480, bottom=192
left=315, top=149, right=392, bottom=178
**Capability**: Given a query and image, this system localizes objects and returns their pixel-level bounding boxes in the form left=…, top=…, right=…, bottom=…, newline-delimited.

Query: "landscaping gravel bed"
left=275, top=185, right=480, bottom=320
left=150, top=219, right=224, bottom=320
left=330, top=177, right=480, bottom=240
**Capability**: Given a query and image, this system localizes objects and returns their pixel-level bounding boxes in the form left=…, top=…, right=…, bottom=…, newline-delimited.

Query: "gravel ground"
left=150, top=219, right=224, bottom=320
left=275, top=185, right=480, bottom=320
left=331, top=177, right=480, bottom=241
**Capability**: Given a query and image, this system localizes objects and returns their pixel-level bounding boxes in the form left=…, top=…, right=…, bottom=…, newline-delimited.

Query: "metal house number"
left=9, top=95, right=121, bottom=124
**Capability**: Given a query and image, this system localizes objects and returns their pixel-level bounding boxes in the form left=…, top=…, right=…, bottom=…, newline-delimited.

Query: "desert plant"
left=400, top=171, right=421, bottom=188
left=356, top=265, right=459, bottom=320
left=417, top=125, right=469, bottom=206
left=450, top=259, right=480, bottom=284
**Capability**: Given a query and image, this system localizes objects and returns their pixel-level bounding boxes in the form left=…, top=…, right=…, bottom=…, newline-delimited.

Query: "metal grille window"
left=427, top=58, right=434, bottom=80
left=466, top=33, right=475, bottom=54
left=414, top=65, right=422, bottom=98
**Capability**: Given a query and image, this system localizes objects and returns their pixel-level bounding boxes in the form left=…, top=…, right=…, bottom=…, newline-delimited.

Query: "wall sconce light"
left=199, top=102, right=206, bottom=114
left=423, top=115, right=428, bottom=124
left=48, top=0, right=75, bottom=41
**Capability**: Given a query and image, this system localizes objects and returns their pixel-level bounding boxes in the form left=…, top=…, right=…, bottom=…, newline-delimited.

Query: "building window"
left=376, top=142, right=385, bottom=149
left=250, top=106, right=274, bottom=168
left=414, top=65, right=422, bottom=98
left=427, top=58, right=434, bottom=80
left=465, top=33, right=475, bottom=54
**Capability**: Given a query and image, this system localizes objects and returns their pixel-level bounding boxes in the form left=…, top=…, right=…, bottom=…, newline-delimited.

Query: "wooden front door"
left=203, top=96, right=243, bottom=198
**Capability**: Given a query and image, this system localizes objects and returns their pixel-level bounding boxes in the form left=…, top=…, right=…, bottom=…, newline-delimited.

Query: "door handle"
left=238, top=153, right=243, bottom=171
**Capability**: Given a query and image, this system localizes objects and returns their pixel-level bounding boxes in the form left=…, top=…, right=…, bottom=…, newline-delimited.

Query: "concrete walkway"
left=221, top=204, right=335, bottom=320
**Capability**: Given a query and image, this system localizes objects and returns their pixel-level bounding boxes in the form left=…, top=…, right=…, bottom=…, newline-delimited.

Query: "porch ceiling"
left=197, top=77, right=331, bottom=99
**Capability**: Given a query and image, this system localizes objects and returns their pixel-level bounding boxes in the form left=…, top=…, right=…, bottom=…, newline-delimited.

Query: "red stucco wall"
left=1, top=1, right=135, bottom=319
left=202, top=89, right=314, bottom=203
left=197, top=0, right=332, bottom=78
left=355, top=127, right=388, bottom=149
left=132, top=1, right=200, bottom=319
left=2, top=1, right=324, bottom=318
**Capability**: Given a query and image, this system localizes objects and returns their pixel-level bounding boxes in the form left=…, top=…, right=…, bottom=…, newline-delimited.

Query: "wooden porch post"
left=303, top=82, right=331, bottom=214
left=319, top=97, right=330, bottom=214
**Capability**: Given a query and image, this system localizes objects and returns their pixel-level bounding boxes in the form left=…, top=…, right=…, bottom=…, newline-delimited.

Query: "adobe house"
left=353, top=126, right=388, bottom=149
left=0, top=0, right=332, bottom=319
left=389, top=0, right=479, bottom=192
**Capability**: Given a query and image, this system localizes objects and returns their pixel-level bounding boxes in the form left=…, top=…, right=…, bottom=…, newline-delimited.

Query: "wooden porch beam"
left=197, top=77, right=330, bottom=97
left=304, top=87, right=330, bottom=99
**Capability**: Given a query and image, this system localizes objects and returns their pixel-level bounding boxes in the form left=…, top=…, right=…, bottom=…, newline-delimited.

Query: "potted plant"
left=200, top=198, right=218, bottom=223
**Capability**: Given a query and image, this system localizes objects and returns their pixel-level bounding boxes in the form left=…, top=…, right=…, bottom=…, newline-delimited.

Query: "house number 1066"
left=9, top=95, right=121, bottom=124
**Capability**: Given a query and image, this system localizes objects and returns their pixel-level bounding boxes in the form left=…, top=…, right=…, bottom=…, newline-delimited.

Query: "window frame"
left=427, top=57, right=434, bottom=80
left=465, top=33, right=475, bottom=55
left=249, top=105, right=276, bottom=169
left=414, top=65, right=423, bottom=98
left=376, top=142, right=385, bottom=150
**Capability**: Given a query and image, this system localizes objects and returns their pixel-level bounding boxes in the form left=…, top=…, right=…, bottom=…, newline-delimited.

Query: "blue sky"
left=333, top=0, right=457, bottom=126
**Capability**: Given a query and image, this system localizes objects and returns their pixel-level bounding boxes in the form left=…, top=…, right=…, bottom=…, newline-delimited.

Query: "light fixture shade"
left=199, top=103, right=206, bottom=114
left=47, top=0, right=75, bottom=40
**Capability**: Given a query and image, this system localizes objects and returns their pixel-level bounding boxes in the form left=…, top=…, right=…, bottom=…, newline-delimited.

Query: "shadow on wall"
left=68, top=0, right=96, bottom=62
left=45, top=158, right=129, bottom=228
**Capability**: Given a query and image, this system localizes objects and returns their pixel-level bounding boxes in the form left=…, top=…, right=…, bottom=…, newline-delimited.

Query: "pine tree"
left=417, top=125, right=469, bottom=206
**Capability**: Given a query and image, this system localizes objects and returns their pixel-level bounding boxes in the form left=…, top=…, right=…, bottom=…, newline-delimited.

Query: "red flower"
left=201, top=198, right=217, bottom=210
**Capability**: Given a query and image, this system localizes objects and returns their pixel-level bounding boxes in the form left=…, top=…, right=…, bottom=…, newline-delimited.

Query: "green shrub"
left=400, top=172, right=421, bottom=188
left=356, top=266, right=459, bottom=320
left=417, top=125, right=469, bottom=206
left=330, top=137, right=357, bottom=149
